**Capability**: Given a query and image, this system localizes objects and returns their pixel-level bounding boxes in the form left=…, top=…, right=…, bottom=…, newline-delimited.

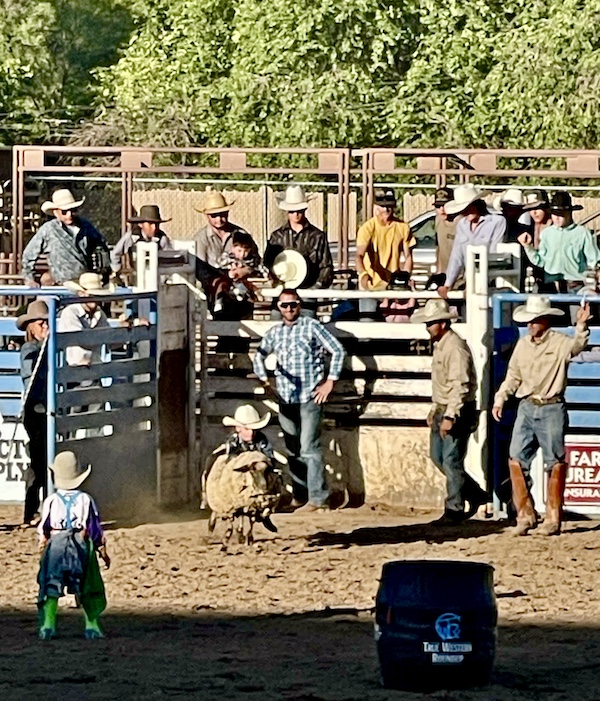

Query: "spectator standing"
left=18, top=301, right=49, bottom=527
left=522, top=189, right=552, bottom=291
left=22, top=189, right=110, bottom=285
left=253, top=289, right=346, bottom=511
left=518, top=192, right=600, bottom=292
left=264, top=185, right=333, bottom=291
left=497, top=188, right=532, bottom=242
left=411, top=299, right=487, bottom=524
left=492, top=296, right=590, bottom=536
left=355, top=189, right=416, bottom=318
left=434, top=187, right=457, bottom=278
left=111, top=205, right=173, bottom=276
left=438, top=184, right=507, bottom=298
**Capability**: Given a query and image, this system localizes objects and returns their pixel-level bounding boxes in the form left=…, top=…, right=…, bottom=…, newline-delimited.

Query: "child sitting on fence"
left=37, top=451, right=110, bottom=640
left=214, top=232, right=265, bottom=313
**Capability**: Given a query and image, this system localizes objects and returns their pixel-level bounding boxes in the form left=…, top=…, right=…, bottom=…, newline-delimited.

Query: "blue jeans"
left=279, top=399, right=328, bottom=507
left=430, top=402, right=486, bottom=514
left=509, top=400, right=567, bottom=478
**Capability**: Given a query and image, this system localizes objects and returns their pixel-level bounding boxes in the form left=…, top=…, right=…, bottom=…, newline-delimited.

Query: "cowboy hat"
left=499, top=188, right=525, bottom=207
left=64, top=272, right=115, bottom=295
left=410, top=298, right=458, bottom=325
left=195, top=192, right=235, bottom=215
left=275, top=185, right=315, bottom=212
left=41, top=189, right=85, bottom=215
left=16, top=300, right=49, bottom=331
left=271, top=250, right=308, bottom=289
left=374, top=188, right=397, bottom=207
left=434, top=187, right=453, bottom=207
left=549, top=192, right=583, bottom=213
left=445, top=184, right=485, bottom=216
left=50, top=451, right=92, bottom=490
left=128, top=204, right=171, bottom=223
left=512, top=296, right=565, bottom=323
left=223, top=404, right=271, bottom=429
left=523, top=189, right=550, bottom=211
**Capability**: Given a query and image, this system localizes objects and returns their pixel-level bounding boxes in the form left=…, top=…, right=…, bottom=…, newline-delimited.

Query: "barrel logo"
left=435, top=613, right=461, bottom=641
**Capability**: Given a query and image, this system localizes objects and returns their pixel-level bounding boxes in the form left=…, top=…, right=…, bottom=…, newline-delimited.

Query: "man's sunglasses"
left=60, top=208, right=78, bottom=215
left=208, top=212, right=228, bottom=219
left=278, top=301, right=300, bottom=309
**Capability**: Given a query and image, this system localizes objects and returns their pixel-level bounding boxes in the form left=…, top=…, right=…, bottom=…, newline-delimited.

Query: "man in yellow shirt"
left=356, top=189, right=416, bottom=318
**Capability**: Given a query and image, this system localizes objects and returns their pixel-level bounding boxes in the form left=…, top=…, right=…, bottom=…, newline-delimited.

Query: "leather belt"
left=525, top=396, right=563, bottom=406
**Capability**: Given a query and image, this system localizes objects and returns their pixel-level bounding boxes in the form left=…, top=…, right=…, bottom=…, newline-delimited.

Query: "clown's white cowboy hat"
left=41, top=189, right=85, bottom=215
left=512, top=296, right=565, bottom=323
left=17, top=300, right=49, bottom=331
left=223, top=404, right=271, bottom=429
left=410, top=298, right=458, bottom=324
left=64, top=272, right=115, bottom=295
left=271, top=250, right=308, bottom=289
left=275, top=185, right=316, bottom=212
left=445, top=184, right=485, bottom=216
left=195, top=191, right=235, bottom=215
left=50, top=451, right=92, bottom=490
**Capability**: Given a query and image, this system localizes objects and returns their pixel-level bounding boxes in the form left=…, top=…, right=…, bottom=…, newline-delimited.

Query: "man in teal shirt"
left=518, top=191, right=600, bottom=289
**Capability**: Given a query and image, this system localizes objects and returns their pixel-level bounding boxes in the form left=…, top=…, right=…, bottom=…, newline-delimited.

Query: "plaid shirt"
left=253, top=316, right=346, bottom=404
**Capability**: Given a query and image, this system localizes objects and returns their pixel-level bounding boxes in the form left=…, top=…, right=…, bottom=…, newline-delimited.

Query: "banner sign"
left=564, top=443, right=600, bottom=506
left=0, top=422, right=29, bottom=502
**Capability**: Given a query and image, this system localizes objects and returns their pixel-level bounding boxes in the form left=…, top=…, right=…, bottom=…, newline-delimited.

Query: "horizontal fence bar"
left=56, top=381, right=156, bottom=410
left=56, top=406, right=156, bottom=433
left=57, top=357, right=156, bottom=385
left=56, top=325, right=156, bottom=350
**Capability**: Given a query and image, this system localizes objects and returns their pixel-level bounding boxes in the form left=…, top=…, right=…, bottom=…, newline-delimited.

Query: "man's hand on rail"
left=437, top=286, right=449, bottom=299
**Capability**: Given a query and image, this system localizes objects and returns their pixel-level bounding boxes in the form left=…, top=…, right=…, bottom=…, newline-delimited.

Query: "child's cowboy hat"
left=41, top=189, right=85, bottom=215
left=410, top=298, right=458, bottom=324
left=223, top=405, right=271, bottom=429
left=64, top=272, right=115, bottom=295
left=16, top=300, right=49, bottom=331
left=271, top=250, right=308, bottom=289
left=275, top=185, right=315, bottom=212
left=195, top=192, right=235, bottom=215
left=51, top=451, right=92, bottom=490
left=445, top=184, right=485, bottom=216
left=128, top=204, right=171, bottom=223
left=512, top=296, right=564, bottom=323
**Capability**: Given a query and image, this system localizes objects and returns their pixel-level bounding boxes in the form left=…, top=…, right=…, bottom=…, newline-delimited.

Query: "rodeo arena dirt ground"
left=2, top=503, right=600, bottom=701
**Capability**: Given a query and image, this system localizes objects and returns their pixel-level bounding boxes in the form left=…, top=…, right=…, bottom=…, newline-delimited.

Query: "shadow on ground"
left=2, top=608, right=600, bottom=701
left=308, top=519, right=508, bottom=548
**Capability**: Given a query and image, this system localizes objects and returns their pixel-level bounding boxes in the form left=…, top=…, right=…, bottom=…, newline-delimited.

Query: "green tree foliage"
left=0, top=0, right=134, bottom=143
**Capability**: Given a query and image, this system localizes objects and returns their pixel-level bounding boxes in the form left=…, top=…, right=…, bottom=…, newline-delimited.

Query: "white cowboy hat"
left=195, top=192, right=235, bottom=215
left=445, top=184, right=485, bottom=216
left=222, top=404, right=271, bottom=429
left=498, top=188, right=525, bottom=207
left=50, top=451, right=92, bottom=490
left=64, top=272, right=115, bottom=295
left=410, top=298, right=458, bottom=324
left=275, top=185, right=315, bottom=212
left=271, top=250, right=308, bottom=289
left=512, top=296, right=565, bottom=323
left=41, top=189, right=85, bottom=215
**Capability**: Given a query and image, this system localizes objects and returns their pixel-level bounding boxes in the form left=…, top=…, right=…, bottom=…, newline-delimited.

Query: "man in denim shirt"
left=22, top=189, right=109, bottom=285
left=253, top=289, right=346, bottom=511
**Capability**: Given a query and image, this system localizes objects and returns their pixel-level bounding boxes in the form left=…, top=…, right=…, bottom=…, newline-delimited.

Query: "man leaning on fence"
left=22, top=189, right=110, bottom=286
left=253, top=289, right=346, bottom=512
left=411, top=299, right=487, bottom=524
left=492, top=296, right=591, bottom=536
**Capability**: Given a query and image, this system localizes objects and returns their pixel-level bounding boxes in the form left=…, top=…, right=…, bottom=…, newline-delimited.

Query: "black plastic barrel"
left=375, top=560, right=497, bottom=691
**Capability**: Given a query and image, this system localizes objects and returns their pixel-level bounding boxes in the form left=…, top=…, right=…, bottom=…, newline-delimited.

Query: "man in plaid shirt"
left=253, top=289, right=346, bottom=511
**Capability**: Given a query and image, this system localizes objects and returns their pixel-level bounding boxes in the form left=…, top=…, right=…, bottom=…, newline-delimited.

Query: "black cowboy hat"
left=523, top=189, right=550, bottom=211
left=434, top=187, right=453, bottom=207
left=549, top=192, right=583, bottom=213
left=128, top=204, right=171, bottom=223
left=374, top=189, right=397, bottom=207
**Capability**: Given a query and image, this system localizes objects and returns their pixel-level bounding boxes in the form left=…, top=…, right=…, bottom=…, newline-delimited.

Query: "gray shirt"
left=110, top=229, right=173, bottom=272
left=445, top=212, right=507, bottom=289
left=58, top=303, right=111, bottom=366
left=195, top=223, right=250, bottom=269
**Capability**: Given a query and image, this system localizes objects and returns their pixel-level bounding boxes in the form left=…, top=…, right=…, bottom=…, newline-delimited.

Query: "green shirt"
left=524, top=223, right=600, bottom=281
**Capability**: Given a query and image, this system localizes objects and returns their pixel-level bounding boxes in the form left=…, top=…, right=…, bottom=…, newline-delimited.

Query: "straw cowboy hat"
left=50, top=451, right=92, bottom=490
left=223, top=404, right=271, bottom=429
left=512, top=296, right=565, bottom=323
left=16, top=300, right=49, bottom=331
left=523, top=189, right=550, bottom=211
left=271, top=250, right=308, bottom=289
left=41, top=189, right=85, bottom=215
left=549, top=192, right=583, bottom=213
left=195, top=192, right=235, bottom=215
left=445, top=184, right=485, bottom=216
left=275, top=185, right=316, bottom=212
left=128, top=204, right=171, bottom=223
left=410, top=298, right=458, bottom=325
left=64, top=272, right=115, bottom=295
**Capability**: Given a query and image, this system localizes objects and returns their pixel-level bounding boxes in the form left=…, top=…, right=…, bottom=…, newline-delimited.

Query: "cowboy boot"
left=508, top=459, right=537, bottom=535
left=538, top=462, right=567, bottom=536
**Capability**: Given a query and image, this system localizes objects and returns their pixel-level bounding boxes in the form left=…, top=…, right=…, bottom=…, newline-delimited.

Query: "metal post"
left=46, top=295, right=57, bottom=496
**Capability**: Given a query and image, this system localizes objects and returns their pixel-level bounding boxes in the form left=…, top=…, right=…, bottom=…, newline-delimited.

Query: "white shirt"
left=58, top=303, right=110, bottom=366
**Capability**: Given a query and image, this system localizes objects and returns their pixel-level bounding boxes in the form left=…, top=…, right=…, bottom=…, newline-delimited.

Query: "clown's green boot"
left=39, top=597, right=58, bottom=640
